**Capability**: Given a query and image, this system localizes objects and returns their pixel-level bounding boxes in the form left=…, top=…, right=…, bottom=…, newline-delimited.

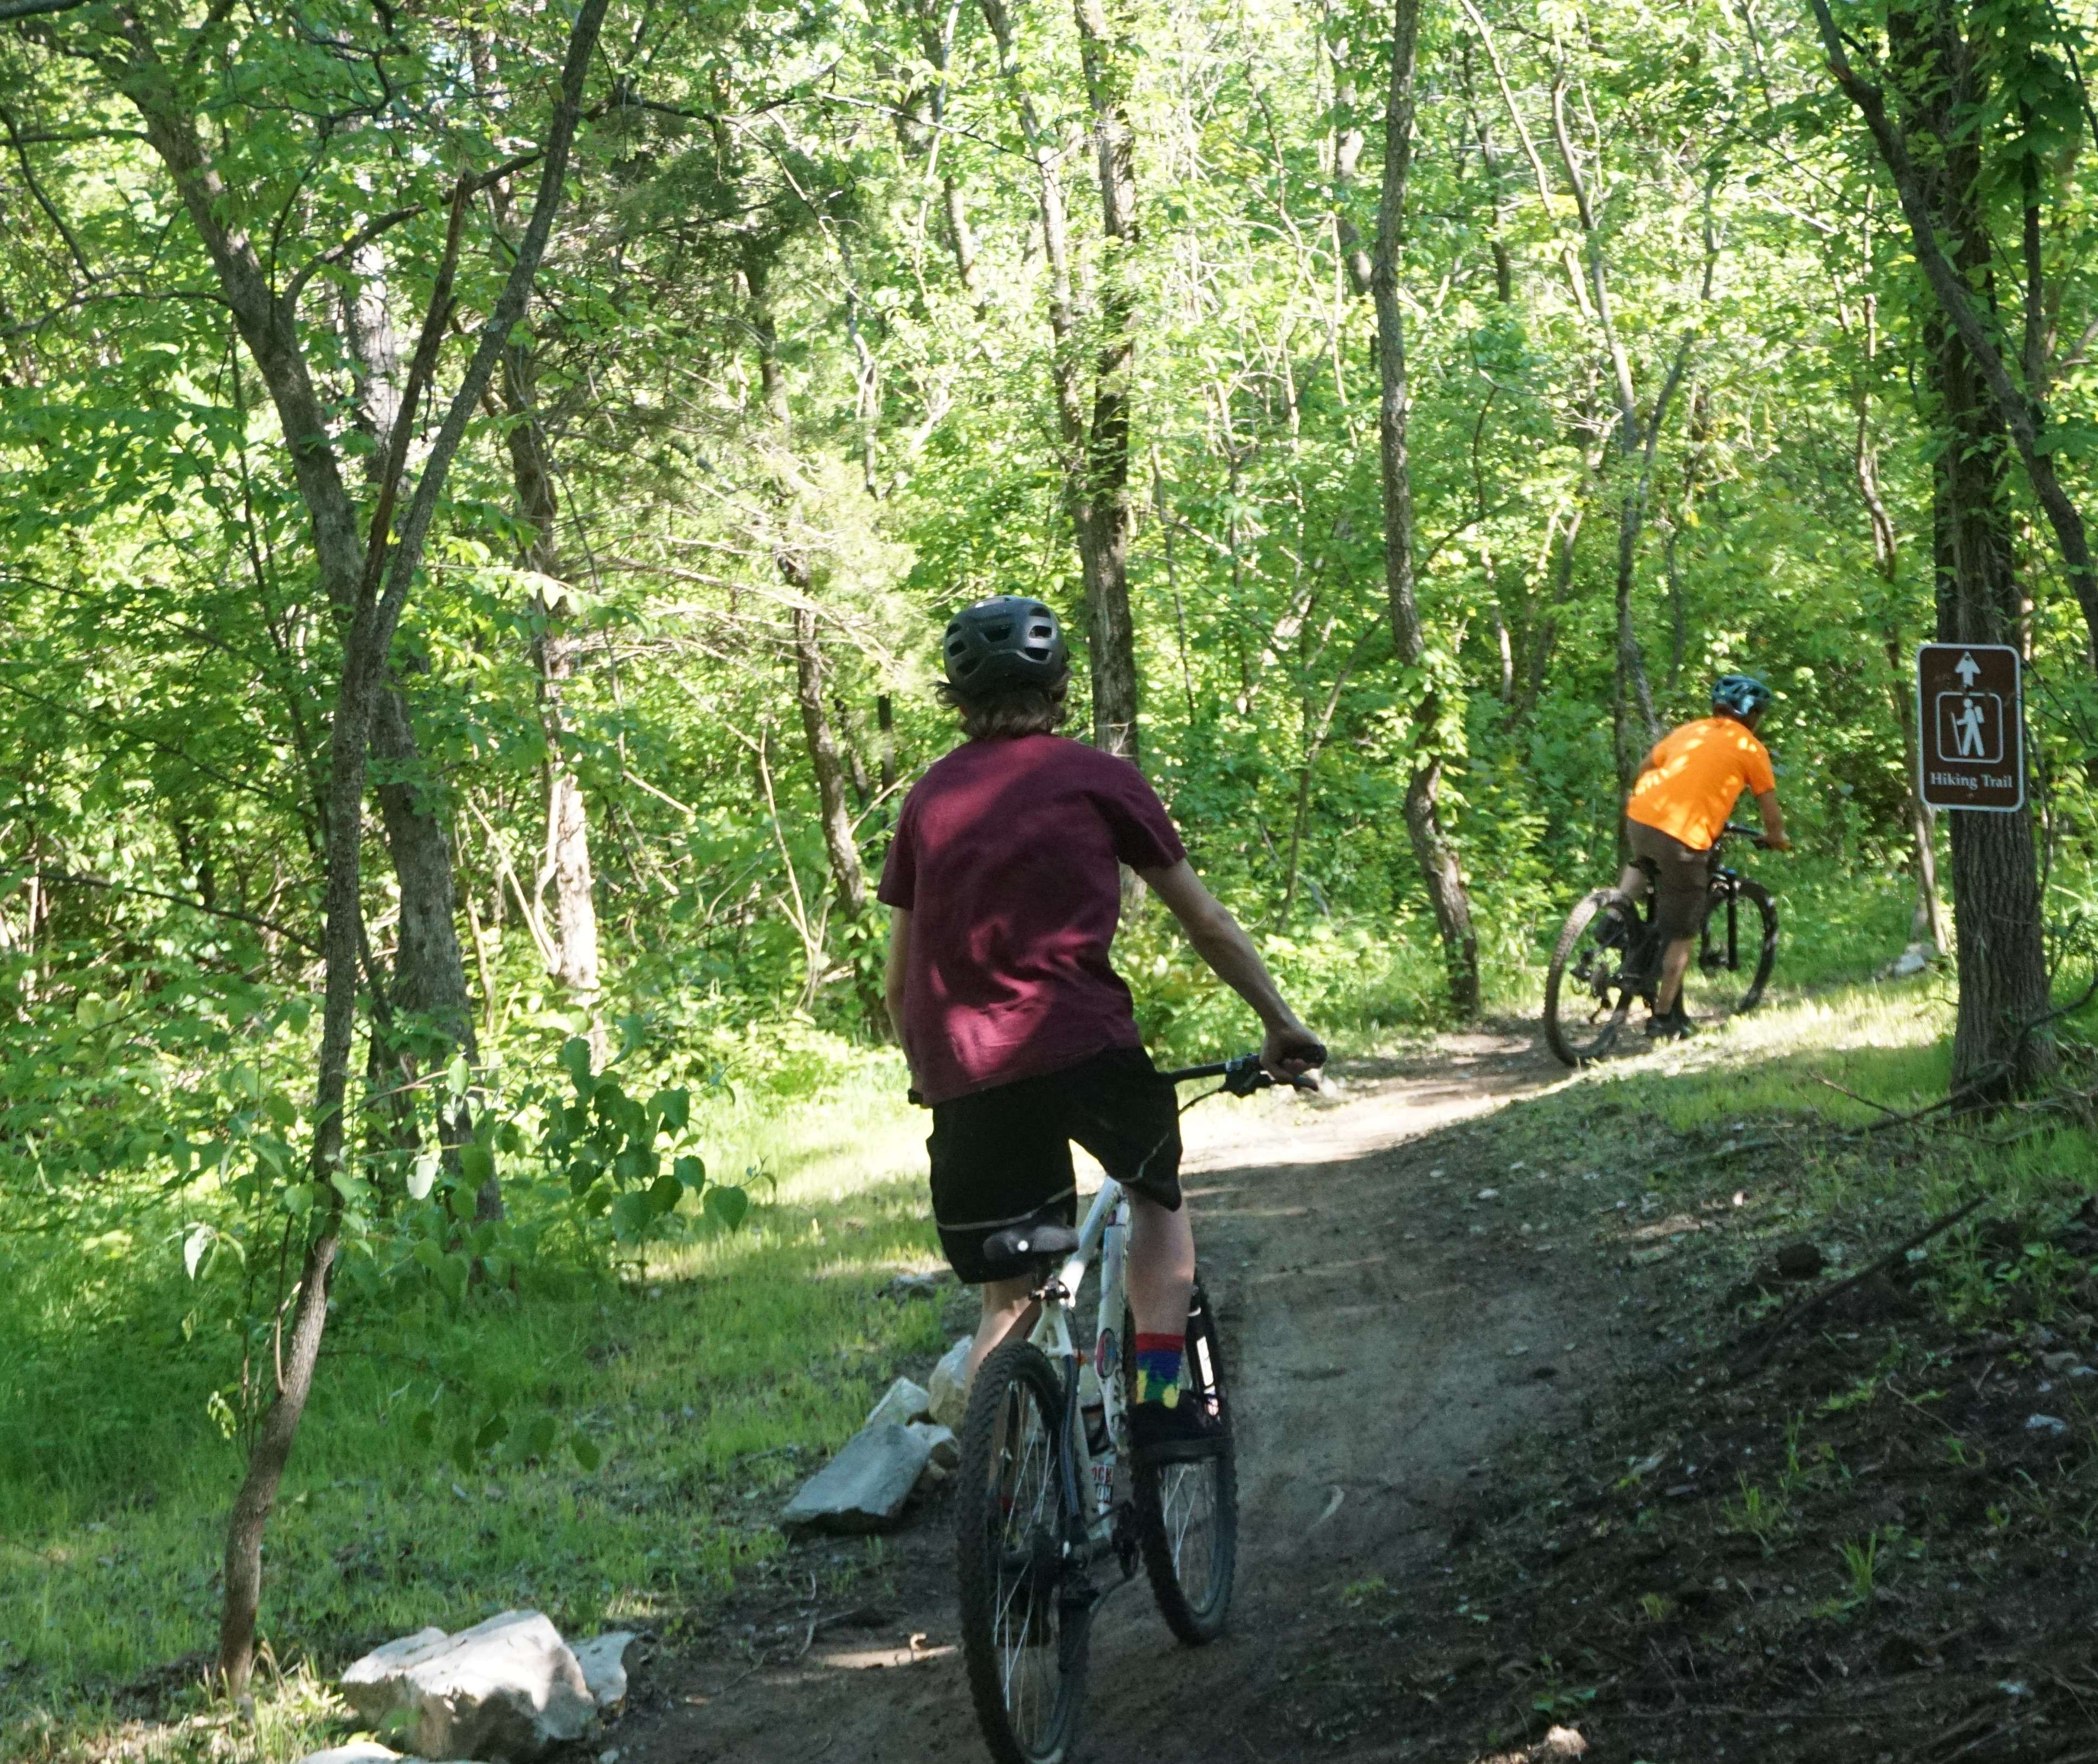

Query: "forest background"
left=5, top=0, right=2098, bottom=1752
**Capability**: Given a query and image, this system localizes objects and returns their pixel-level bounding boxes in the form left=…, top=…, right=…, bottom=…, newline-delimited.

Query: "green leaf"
left=704, top=1184, right=750, bottom=1230
left=651, top=1086, right=690, bottom=1131
left=459, top=1142, right=494, bottom=1189
left=524, top=1413, right=558, bottom=1458
left=647, top=1171, right=682, bottom=1216
left=673, top=1154, right=706, bottom=1189
left=449, top=1182, right=479, bottom=1222
left=410, top=1407, right=437, bottom=1446
left=446, top=1054, right=471, bottom=1098
left=452, top=1433, right=478, bottom=1474
left=559, top=1036, right=596, bottom=1094
left=609, top=1191, right=655, bottom=1241
left=413, top=1239, right=446, bottom=1277
left=475, top=1412, right=510, bottom=1452
left=436, top=1252, right=469, bottom=1303
left=570, top=1431, right=602, bottom=1472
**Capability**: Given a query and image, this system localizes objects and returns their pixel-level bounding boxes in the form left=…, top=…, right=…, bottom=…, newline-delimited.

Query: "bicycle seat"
left=979, top=1222, right=1082, bottom=1272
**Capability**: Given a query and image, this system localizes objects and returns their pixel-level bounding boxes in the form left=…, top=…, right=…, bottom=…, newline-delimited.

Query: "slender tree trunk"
left=119, top=0, right=614, bottom=1691
left=216, top=1227, right=337, bottom=1689
left=1072, top=0, right=1143, bottom=763
left=340, top=249, right=491, bottom=1211
left=499, top=338, right=602, bottom=1019
left=1372, top=0, right=1480, bottom=1019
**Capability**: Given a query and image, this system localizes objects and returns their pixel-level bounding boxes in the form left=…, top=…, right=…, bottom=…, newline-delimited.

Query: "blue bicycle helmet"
left=942, top=596, right=1069, bottom=698
left=1711, top=673, right=1773, bottom=719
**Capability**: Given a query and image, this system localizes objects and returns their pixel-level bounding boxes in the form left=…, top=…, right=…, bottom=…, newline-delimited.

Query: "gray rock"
left=1889, top=945, right=1932, bottom=978
left=926, top=1336, right=974, bottom=1430
left=780, top=1424, right=932, bottom=1533
left=572, top=1632, right=637, bottom=1710
left=906, top=1421, right=959, bottom=1470
left=866, top=1376, right=932, bottom=1431
left=340, top=1611, right=596, bottom=1761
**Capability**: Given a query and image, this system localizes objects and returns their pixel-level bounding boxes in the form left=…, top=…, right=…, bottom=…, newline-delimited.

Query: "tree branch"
left=1806, top=0, right=2098, bottom=648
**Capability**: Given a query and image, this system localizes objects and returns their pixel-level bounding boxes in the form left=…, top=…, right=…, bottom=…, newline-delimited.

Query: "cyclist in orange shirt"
left=1620, top=675, right=1792, bottom=1038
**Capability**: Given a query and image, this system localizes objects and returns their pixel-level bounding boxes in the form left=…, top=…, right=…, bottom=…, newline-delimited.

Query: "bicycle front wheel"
left=1126, top=1284, right=1238, bottom=1644
left=956, top=1340, right=1090, bottom=1764
left=1681, top=879, right=1779, bottom=1021
left=1543, top=889, right=1640, bottom=1065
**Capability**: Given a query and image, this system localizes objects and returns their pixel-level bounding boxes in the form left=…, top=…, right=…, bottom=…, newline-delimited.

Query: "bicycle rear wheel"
left=1125, top=1284, right=1238, bottom=1644
left=1543, top=889, right=1642, bottom=1065
left=956, top=1340, right=1090, bottom=1764
left=1679, top=879, right=1779, bottom=1020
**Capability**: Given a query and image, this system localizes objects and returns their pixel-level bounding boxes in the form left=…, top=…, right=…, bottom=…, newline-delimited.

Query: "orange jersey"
left=1624, top=717, right=1775, bottom=851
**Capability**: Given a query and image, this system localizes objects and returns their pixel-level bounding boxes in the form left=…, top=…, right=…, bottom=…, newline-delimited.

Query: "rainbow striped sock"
left=1134, top=1332, right=1183, bottom=1408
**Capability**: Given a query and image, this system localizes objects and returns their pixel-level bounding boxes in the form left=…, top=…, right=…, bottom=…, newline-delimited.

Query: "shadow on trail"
left=622, top=1028, right=1632, bottom=1764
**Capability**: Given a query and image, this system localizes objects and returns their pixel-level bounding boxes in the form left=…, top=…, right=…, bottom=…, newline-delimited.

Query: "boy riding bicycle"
left=878, top=596, right=1323, bottom=1462
left=1618, top=673, right=1793, bottom=1039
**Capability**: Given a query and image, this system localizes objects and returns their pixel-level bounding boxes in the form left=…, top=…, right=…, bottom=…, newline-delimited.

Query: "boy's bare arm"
left=1137, top=860, right=1324, bottom=1076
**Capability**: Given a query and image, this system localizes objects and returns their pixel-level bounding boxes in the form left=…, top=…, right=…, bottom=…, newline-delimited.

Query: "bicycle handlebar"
left=1161, top=1048, right=1328, bottom=1095
left=1719, top=822, right=1772, bottom=849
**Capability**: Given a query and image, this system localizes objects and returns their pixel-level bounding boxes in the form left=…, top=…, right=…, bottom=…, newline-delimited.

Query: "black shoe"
left=1645, top=1007, right=1695, bottom=1041
left=1128, top=1396, right=1228, bottom=1465
left=1593, top=906, right=1631, bottom=950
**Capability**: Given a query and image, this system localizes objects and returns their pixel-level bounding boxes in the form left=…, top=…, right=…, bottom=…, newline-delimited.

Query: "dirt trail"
left=625, top=1028, right=1619, bottom=1764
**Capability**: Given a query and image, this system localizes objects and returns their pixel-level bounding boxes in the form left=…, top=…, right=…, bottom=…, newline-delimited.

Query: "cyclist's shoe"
left=1593, top=905, right=1632, bottom=950
left=1129, top=1395, right=1227, bottom=1465
left=1645, top=1006, right=1695, bottom=1041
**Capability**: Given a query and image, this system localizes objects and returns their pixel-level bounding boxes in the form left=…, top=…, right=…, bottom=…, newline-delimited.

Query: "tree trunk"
left=1372, top=0, right=1480, bottom=1019
left=1811, top=0, right=2098, bottom=656
left=1072, top=0, right=1143, bottom=763
left=786, top=596, right=885, bottom=1031
left=499, top=338, right=602, bottom=1017
left=1882, top=0, right=2052, bottom=1102
left=124, top=0, right=614, bottom=1693
left=339, top=248, right=491, bottom=1212
left=215, top=1227, right=337, bottom=1695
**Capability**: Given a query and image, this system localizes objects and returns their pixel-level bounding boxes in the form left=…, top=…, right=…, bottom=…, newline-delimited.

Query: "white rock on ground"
left=865, top=1376, right=932, bottom=1431
left=291, top=1747, right=408, bottom=1764
left=780, top=1422, right=932, bottom=1532
left=906, top=1421, right=960, bottom=1490
left=340, top=1610, right=596, bottom=1762
left=925, top=1336, right=974, bottom=1430
left=571, top=1632, right=637, bottom=1710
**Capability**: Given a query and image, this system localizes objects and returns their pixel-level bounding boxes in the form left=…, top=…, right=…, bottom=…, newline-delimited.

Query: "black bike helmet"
left=1711, top=673, right=1773, bottom=719
left=941, top=596, right=1068, bottom=698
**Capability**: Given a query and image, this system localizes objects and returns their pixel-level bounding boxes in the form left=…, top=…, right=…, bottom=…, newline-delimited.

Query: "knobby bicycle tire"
left=1125, top=1283, right=1239, bottom=1644
left=956, top=1339, right=1091, bottom=1764
left=1543, top=889, right=1639, bottom=1066
left=1719, top=879, right=1779, bottom=1014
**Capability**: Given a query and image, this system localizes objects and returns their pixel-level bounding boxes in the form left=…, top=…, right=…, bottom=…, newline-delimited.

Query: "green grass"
left=1, top=1055, right=950, bottom=1761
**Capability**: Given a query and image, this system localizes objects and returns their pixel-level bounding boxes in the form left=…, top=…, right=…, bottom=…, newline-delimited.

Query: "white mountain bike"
left=954, top=1051, right=1320, bottom=1764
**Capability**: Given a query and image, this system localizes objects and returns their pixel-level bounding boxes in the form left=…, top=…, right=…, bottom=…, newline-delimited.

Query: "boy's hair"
left=936, top=673, right=1070, bottom=741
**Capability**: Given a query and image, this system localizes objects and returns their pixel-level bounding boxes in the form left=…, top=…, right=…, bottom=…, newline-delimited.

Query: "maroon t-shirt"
left=877, top=734, right=1187, bottom=1104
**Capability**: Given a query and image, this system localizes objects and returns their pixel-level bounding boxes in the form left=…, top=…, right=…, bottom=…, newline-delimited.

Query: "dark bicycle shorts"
left=1627, top=818, right=1713, bottom=941
left=926, top=1046, right=1183, bottom=1286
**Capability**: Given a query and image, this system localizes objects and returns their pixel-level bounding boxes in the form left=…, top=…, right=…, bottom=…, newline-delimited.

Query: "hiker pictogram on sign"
left=1915, top=643, right=2024, bottom=813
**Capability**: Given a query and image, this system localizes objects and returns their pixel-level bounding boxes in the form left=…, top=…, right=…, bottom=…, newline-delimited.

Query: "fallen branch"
left=1729, top=1194, right=1988, bottom=1380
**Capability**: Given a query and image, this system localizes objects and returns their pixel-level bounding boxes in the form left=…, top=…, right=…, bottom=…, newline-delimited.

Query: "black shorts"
left=926, top=1047, right=1183, bottom=1285
left=1627, top=819, right=1713, bottom=941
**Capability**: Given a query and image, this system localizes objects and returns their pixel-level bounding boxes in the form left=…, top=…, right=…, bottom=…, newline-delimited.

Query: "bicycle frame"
left=1027, top=1173, right=1134, bottom=1553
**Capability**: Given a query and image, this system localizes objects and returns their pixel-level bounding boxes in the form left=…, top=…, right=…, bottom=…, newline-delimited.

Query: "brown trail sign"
left=1916, top=643, right=2024, bottom=813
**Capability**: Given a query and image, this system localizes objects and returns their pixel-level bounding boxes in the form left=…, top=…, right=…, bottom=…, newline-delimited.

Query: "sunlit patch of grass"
left=0, top=1073, right=945, bottom=1761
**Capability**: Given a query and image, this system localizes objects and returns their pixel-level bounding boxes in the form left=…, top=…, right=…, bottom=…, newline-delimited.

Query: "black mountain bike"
left=954, top=1051, right=1320, bottom=1764
left=1542, top=823, right=1779, bottom=1065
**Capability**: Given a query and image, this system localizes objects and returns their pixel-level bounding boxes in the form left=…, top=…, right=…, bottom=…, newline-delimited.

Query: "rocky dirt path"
left=619, top=1027, right=1634, bottom=1764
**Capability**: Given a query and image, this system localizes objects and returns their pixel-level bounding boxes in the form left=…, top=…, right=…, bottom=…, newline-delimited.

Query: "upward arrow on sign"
left=1955, top=652, right=1981, bottom=687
